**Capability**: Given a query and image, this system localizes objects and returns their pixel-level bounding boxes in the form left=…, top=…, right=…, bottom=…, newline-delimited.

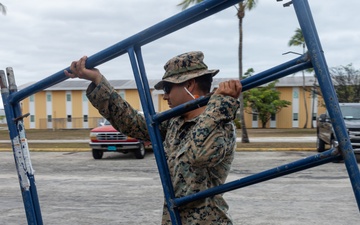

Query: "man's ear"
left=187, top=79, right=196, bottom=91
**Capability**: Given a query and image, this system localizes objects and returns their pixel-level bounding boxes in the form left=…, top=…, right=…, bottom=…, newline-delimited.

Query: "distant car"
left=89, top=120, right=149, bottom=159
left=316, top=103, right=360, bottom=158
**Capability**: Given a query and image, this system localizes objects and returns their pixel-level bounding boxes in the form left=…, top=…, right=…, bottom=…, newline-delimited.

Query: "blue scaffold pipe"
left=127, top=47, right=182, bottom=223
left=292, top=0, right=360, bottom=211
left=153, top=54, right=312, bottom=123
left=174, top=148, right=342, bottom=207
left=7, top=68, right=44, bottom=224
left=0, top=71, right=41, bottom=224
left=8, top=0, right=242, bottom=105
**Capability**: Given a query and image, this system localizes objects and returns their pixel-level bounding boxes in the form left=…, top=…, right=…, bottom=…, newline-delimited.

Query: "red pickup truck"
left=89, top=120, right=149, bottom=159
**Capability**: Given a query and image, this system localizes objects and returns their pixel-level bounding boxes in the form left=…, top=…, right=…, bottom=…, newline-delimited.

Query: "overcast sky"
left=1, top=0, right=360, bottom=109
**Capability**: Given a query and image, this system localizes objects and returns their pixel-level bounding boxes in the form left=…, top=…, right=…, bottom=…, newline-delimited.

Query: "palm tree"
left=178, top=0, right=203, bottom=10
left=178, top=0, right=258, bottom=143
left=236, top=1, right=257, bottom=143
left=310, top=75, right=317, bottom=128
left=288, top=28, right=309, bottom=128
left=0, top=3, right=6, bottom=15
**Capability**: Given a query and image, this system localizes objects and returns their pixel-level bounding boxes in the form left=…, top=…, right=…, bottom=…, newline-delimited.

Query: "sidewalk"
left=0, top=136, right=317, bottom=152
left=236, top=136, right=316, bottom=143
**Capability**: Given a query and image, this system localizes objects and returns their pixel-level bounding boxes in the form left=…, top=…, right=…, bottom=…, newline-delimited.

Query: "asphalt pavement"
left=0, top=137, right=317, bottom=144
left=1, top=151, right=359, bottom=225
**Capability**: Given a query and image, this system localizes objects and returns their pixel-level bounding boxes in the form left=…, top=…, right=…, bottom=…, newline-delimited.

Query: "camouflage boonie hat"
left=154, top=51, right=219, bottom=90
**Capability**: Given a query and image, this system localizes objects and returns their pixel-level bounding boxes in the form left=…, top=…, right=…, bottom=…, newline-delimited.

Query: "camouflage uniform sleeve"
left=86, top=76, right=167, bottom=140
left=185, top=93, right=240, bottom=167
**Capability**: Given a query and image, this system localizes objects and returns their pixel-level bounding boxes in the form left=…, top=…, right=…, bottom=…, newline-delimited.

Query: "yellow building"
left=19, top=76, right=326, bottom=129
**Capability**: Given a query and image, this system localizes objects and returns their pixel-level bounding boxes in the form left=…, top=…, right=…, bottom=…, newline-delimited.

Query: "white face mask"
left=184, top=87, right=196, bottom=99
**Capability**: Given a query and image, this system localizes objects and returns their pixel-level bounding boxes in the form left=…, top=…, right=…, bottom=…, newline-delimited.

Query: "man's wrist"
left=92, top=74, right=103, bottom=85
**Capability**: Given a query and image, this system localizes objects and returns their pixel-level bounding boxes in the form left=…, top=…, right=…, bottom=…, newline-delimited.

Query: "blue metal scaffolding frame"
left=0, top=0, right=359, bottom=224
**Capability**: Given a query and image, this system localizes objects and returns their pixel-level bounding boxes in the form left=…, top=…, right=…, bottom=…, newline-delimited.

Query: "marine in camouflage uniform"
left=66, top=51, right=241, bottom=225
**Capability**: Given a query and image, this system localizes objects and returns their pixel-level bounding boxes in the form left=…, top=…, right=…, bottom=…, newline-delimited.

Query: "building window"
left=66, top=93, right=71, bottom=102
left=293, top=113, right=298, bottom=121
left=30, top=115, right=35, bottom=122
left=47, top=115, right=52, bottom=122
left=312, top=113, right=317, bottom=121
left=293, top=90, right=299, bottom=99
left=46, top=93, right=51, bottom=102
left=67, top=115, right=72, bottom=122
left=83, top=115, right=88, bottom=122
left=82, top=92, right=87, bottom=102
left=271, top=113, right=276, bottom=120
left=252, top=114, right=258, bottom=121
left=29, top=95, right=35, bottom=102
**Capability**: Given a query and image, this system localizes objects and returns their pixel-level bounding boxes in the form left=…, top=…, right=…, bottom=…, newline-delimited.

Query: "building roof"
left=18, top=76, right=316, bottom=91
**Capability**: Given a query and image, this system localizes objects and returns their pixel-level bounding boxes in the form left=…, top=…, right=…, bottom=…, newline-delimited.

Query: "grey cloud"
left=1, top=0, right=360, bottom=108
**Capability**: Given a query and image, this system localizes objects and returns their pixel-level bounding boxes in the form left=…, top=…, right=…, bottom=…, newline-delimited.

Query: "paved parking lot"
left=0, top=150, right=359, bottom=225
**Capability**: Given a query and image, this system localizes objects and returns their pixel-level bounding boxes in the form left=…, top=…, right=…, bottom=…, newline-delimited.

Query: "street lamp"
left=282, top=50, right=309, bottom=128
left=282, top=51, right=302, bottom=56
left=276, top=0, right=293, bottom=7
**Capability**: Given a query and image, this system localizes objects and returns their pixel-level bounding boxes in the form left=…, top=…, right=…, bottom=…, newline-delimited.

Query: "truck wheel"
left=92, top=149, right=103, bottom=159
left=134, top=143, right=146, bottom=159
left=316, top=137, right=326, bottom=152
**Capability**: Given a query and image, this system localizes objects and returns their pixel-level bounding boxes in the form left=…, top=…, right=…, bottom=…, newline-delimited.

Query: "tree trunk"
left=302, top=71, right=309, bottom=128
left=310, top=89, right=315, bottom=128
left=302, top=44, right=308, bottom=128
left=311, top=78, right=317, bottom=128
left=238, top=3, right=249, bottom=143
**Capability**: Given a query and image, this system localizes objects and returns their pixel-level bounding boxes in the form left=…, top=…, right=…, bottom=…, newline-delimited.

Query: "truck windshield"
left=341, top=106, right=360, bottom=120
